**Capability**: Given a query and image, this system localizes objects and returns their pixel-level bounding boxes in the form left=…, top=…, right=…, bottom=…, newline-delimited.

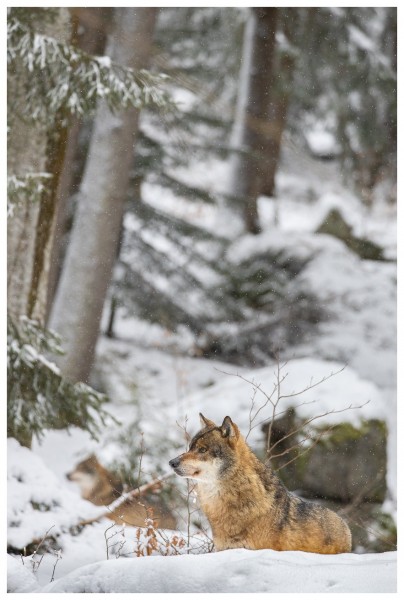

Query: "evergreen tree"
left=7, top=7, right=169, bottom=445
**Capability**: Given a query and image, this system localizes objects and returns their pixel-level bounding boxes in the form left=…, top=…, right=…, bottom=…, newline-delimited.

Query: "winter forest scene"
left=7, top=5, right=397, bottom=594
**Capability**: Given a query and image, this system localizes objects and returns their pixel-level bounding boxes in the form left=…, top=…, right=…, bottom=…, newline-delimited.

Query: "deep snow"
left=8, top=548, right=397, bottom=594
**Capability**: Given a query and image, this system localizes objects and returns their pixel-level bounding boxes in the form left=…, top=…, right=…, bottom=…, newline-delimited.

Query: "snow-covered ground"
left=8, top=547, right=397, bottom=594
left=7, top=129, right=396, bottom=592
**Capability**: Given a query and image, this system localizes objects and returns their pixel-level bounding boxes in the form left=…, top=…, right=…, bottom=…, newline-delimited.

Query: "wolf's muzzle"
left=169, top=457, right=181, bottom=470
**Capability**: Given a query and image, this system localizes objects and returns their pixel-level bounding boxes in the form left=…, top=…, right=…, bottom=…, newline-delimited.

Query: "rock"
left=298, top=420, right=387, bottom=503
left=264, top=414, right=387, bottom=503
left=316, top=208, right=385, bottom=261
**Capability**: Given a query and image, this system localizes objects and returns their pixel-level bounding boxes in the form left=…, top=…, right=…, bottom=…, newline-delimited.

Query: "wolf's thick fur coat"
left=169, top=415, right=351, bottom=554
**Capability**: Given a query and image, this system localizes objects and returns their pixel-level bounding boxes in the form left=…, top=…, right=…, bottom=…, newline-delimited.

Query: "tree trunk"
left=49, top=8, right=158, bottom=383
left=260, top=52, right=295, bottom=198
left=231, top=8, right=278, bottom=234
left=7, top=9, right=71, bottom=326
left=46, top=8, right=111, bottom=320
left=7, top=8, right=71, bottom=448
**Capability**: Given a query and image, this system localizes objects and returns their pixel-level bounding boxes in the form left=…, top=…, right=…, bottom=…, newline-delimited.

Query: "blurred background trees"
left=7, top=6, right=396, bottom=441
left=7, top=7, right=169, bottom=444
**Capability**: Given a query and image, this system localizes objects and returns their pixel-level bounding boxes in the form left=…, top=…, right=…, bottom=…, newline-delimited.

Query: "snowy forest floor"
left=7, top=140, right=397, bottom=593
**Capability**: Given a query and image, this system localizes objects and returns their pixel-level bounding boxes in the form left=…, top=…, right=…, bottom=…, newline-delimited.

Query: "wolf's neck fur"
left=196, top=435, right=287, bottom=527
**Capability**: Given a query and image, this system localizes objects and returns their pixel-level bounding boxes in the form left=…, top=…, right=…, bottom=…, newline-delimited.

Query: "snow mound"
left=7, top=555, right=40, bottom=593
left=40, top=548, right=396, bottom=593
left=7, top=438, right=102, bottom=550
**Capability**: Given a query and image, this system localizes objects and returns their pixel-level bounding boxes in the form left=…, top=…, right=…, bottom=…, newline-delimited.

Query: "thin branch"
left=267, top=400, right=370, bottom=458
left=29, top=525, right=55, bottom=572
left=278, top=365, right=348, bottom=401
left=104, top=523, right=116, bottom=560
left=50, top=550, right=62, bottom=582
left=342, top=514, right=397, bottom=550
left=339, top=470, right=385, bottom=517
left=251, top=399, right=316, bottom=434
left=274, top=424, right=337, bottom=471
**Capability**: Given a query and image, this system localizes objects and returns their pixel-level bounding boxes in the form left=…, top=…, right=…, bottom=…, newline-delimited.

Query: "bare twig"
left=135, top=432, right=145, bottom=491
left=214, top=362, right=348, bottom=448
left=343, top=514, right=397, bottom=550
left=104, top=522, right=116, bottom=560
left=339, top=470, right=385, bottom=517
left=50, top=549, right=62, bottom=582
left=274, top=423, right=337, bottom=471
left=216, top=359, right=370, bottom=473
left=29, top=525, right=55, bottom=573
left=176, top=416, right=195, bottom=552
left=267, top=400, right=370, bottom=460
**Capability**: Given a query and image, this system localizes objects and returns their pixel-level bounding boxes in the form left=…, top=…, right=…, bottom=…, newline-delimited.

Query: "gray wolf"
left=169, top=414, right=351, bottom=553
left=67, top=454, right=176, bottom=529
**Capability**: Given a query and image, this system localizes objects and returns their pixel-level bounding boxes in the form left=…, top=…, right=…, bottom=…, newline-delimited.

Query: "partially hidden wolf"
left=67, top=454, right=176, bottom=529
left=169, top=414, right=351, bottom=554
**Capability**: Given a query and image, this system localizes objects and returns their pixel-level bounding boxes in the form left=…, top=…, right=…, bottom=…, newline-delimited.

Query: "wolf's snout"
left=169, top=457, right=181, bottom=469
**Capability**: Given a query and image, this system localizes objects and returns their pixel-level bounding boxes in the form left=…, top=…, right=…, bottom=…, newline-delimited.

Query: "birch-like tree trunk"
left=231, top=8, right=278, bottom=234
left=7, top=9, right=71, bottom=325
left=46, top=8, right=111, bottom=319
left=49, top=8, right=158, bottom=383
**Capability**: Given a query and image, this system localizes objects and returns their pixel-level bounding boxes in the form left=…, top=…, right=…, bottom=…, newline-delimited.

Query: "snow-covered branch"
left=7, top=15, right=173, bottom=123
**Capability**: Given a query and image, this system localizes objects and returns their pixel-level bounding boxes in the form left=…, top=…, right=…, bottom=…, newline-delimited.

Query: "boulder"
left=263, top=413, right=387, bottom=503
left=316, top=208, right=385, bottom=261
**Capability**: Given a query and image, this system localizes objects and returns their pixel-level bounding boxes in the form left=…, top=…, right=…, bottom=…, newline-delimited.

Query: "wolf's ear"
left=221, top=416, right=239, bottom=439
left=199, top=413, right=216, bottom=429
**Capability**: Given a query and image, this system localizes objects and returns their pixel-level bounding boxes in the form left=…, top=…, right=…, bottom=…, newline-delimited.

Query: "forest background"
left=6, top=5, right=397, bottom=592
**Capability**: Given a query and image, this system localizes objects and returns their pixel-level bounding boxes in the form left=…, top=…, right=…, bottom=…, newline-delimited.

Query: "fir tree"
left=7, top=7, right=170, bottom=445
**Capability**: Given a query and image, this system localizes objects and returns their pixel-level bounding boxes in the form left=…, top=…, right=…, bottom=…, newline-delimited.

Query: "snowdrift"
left=13, top=548, right=395, bottom=594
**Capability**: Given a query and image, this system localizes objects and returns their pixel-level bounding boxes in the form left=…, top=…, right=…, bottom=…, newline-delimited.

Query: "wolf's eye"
left=198, top=447, right=207, bottom=454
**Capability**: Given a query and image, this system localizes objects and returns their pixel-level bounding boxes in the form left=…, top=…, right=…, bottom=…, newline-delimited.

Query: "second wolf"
left=67, top=454, right=176, bottom=529
left=169, top=414, right=351, bottom=554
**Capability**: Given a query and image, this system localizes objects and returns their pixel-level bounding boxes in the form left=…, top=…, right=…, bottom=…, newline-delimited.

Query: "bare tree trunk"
left=46, top=9, right=111, bottom=320
left=231, top=8, right=278, bottom=234
left=49, top=8, right=158, bottom=383
left=7, top=9, right=71, bottom=325
left=260, top=52, right=295, bottom=198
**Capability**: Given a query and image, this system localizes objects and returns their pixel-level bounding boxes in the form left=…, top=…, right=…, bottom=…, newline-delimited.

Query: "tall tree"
left=7, top=8, right=71, bottom=324
left=46, top=8, right=111, bottom=319
left=231, top=8, right=278, bottom=234
left=49, top=8, right=159, bottom=383
left=7, top=7, right=167, bottom=446
left=260, top=10, right=297, bottom=198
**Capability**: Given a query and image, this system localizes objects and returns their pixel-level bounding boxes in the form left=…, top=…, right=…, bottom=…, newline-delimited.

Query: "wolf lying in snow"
left=67, top=454, right=176, bottom=529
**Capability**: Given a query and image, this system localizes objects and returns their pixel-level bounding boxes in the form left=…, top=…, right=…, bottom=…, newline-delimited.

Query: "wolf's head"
left=169, top=414, right=240, bottom=482
left=66, top=454, right=123, bottom=502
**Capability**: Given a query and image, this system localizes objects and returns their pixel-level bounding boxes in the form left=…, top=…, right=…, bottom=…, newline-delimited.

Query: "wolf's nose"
left=169, top=457, right=180, bottom=469
left=65, top=472, right=72, bottom=480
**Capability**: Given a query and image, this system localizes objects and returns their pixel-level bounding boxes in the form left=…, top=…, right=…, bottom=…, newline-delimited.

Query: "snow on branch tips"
left=7, top=173, right=52, bottom=218
left=7, top=14, right=173, bottom=124
left=7, top=314, right=115, bottom=445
